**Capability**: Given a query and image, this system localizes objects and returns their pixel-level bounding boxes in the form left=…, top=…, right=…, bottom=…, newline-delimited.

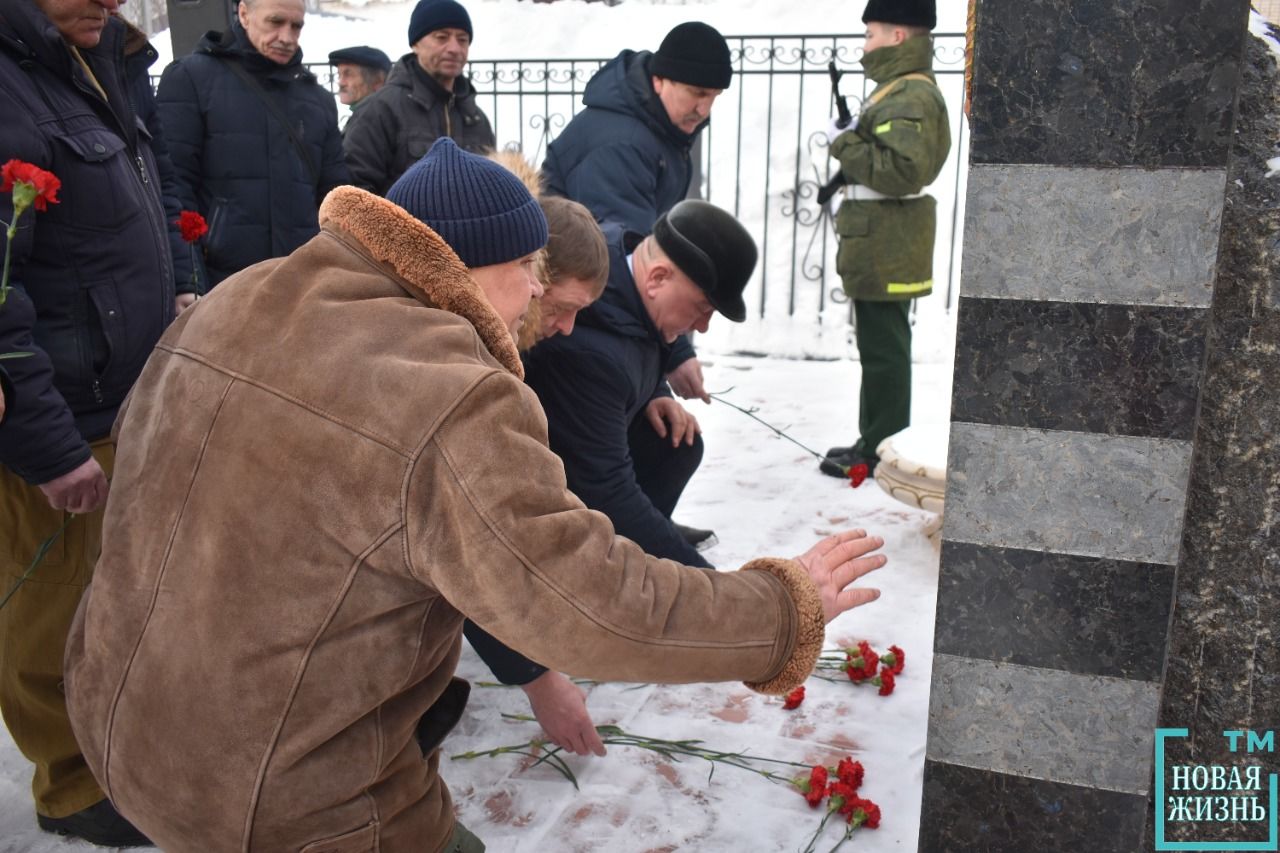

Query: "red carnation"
left=847, top=462, right=868, bottom=488
left=849, top=796, right=882, bottom=828
left=828, top=781, right=857, bottom=815
left=800, top=764, right=829, bottom=807
left=783, top=685, right=805, bottom=710
left=876, top=668, right=896, bottom=696
left=176, top=210, right=208, bottom=243
left=836, top=757, right=864, bottom=789
left=882, top=645, right=905, bottom=676
left=2, top=159, right=60, bottom=212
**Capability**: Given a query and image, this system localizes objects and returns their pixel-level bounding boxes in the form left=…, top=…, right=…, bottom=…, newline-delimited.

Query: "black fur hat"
left=862, top=0, right=936, bottom=29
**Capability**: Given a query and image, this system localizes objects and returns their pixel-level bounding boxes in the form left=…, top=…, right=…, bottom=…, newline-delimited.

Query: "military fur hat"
left=862, top=0, right=936, bottom=29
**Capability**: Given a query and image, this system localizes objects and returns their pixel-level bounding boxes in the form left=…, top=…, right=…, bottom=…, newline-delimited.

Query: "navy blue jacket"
left=0, top=6, right=174, bottom=484
left=122, top=25, right=207, bottom=295
left=523, top=227, right=712, bottom=570
left=156, top=23, right=349, bottom=286
left=542, top=50, right=703, bottom=236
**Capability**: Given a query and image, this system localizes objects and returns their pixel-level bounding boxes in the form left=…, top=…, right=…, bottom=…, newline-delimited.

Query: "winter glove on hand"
left=826, top=116, right=855, bottom=147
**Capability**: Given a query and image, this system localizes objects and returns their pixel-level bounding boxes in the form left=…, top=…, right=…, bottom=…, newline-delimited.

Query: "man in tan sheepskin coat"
left=64, top=139, right=886, bottom=853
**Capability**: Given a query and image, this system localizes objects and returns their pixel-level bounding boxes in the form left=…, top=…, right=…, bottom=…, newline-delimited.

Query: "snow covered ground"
left=0, top=353, right=950, bottom=852
left=1, top=2, right=969, bottom=850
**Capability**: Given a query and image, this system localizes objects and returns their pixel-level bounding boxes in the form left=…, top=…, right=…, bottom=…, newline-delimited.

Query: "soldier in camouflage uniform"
left=820, top=0, right=951, bottom=478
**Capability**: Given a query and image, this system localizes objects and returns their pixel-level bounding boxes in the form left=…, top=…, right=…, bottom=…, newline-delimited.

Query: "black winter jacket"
left=122, top=25, right=207, bottom=295
left=342, top=54, right=495, bottom=196
left=542, top=50, right=703, bottom=236
left=156, top=23, right=349, bottom=286
left=523, top=226, right=712, bottom=570
left=0, top=5, right=174, bottom=483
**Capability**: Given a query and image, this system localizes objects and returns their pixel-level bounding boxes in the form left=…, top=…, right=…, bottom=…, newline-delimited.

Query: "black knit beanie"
left=408, top=0, right=472, bottom=47
left=862, top=0, right=936, bottom=29
left=387, top=139, right=548, bottom=269
left=650, top=22, right=733, bottom=90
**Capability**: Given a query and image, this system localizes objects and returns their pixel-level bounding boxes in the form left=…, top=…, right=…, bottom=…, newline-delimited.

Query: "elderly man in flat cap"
left=329, top=45, right=391, bottom=118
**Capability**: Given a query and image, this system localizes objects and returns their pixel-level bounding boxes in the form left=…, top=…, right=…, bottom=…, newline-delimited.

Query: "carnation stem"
left=0, top=515, right=72, bottom=611
left=707, top=390, right=828, bottom=463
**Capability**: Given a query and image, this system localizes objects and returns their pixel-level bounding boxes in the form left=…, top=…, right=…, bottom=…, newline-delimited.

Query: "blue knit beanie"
left=408, top=0, right=472, bottom=46
left=387, top=138, right=548, bottom=269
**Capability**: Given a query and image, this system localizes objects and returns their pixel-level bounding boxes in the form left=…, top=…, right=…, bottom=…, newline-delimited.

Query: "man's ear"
left=238, top=1, right=249, bottom=28
left=641, top=261, right=672, bottom=298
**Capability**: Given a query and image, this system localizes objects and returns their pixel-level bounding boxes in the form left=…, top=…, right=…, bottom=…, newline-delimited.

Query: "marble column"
left=918, top=1, right=1253, bottom=851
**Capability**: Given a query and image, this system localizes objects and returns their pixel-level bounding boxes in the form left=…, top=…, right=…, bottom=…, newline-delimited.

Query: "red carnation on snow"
left=783, top=685, right=806, bottom=710
left=797, top=764, right=829, bottom=807
left=882, top=645, right=905, bottom=676
left=876, top=668, right=896, bottom=696
left=847, top=462, right=868, bottom=488
left=836, top=757, right=864, bottom=790
left=848, top=796, right=882, bottom=828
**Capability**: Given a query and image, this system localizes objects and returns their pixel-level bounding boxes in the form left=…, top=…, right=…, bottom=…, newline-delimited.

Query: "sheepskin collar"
left=318, top=186, right=523, bottom=380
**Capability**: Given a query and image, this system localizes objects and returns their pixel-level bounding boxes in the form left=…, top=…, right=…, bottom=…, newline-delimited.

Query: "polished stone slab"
left=935, top=542, right=1175, bottom=682
left=969, top=0, right=1249, bottom=167
left=945, top=423, right=1193, bottom=564
left=1156, top=37, right=1280, bottom=846
left=927, top=654, right=1160, bottom=795
left=920, top=760, right=1148, bottom=853
left=962, top=165, right=1224, bottom=307
left=951, top=297, right=1207, bottom=440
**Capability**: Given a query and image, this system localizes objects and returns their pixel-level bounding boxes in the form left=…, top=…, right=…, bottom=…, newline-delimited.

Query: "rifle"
left=816, top=61, right=851, bottom=207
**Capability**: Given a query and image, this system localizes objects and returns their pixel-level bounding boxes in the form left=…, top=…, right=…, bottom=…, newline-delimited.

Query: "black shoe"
left=819, top=448, right=855, bottom=478
left=820, top=450, right=878, bottom=479
left=674, top=523, right=718, bottom=552
left=37, top=798, right=153, bottom=848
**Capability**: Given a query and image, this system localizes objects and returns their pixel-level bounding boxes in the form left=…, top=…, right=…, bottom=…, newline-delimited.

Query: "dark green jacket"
left=830, top=36, right=951, bottom=301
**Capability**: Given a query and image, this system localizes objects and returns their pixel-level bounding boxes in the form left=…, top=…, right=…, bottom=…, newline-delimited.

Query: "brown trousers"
left=0, top=439, right=113, bottom=818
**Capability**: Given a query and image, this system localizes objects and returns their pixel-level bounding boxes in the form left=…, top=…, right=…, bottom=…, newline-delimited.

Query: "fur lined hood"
left=319, top=185, right=523, bottom=379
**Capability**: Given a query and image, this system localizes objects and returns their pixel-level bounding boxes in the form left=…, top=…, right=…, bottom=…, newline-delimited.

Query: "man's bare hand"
left=38, top=456, right=108, bottom=514
left=645, top=397, right=700, bottom=447
left=175, top=293, right=198, bottom=316
left=795, top=529, right=886, bottom=623
left=666, top=357, right=710, bottom=404
left=521, top=671, right=606, bottom=757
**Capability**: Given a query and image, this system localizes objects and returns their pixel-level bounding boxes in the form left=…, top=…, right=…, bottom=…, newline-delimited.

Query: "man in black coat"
left=0, top=0, right=172, bottom=843
left=156, top=0, right=349, bottom=287
left=342, top=0, right=495, bottom=195
left=542, top=21, right=733, bottom=411
left=523, top=201, right=756, bottom=569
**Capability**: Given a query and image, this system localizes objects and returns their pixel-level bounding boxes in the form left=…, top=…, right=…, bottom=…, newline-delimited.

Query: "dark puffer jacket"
left=542, top=50, right=702, bottom=236
left=523, top=225, right=711, bottom=570
left=342, top=54, right=495, bottom=196
left=122, top=23, right=207, bottom=295
left=156, top=22, right=349, bottom=286
left=0, top=6, right=174, bottom=483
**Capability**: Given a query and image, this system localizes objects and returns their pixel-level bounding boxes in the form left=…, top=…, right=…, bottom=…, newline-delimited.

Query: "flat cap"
left=328, top=46, right=392, bottom=74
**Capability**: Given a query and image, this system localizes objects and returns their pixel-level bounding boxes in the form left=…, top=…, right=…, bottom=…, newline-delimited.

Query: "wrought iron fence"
left=308, top=33, right=969, bottom=334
